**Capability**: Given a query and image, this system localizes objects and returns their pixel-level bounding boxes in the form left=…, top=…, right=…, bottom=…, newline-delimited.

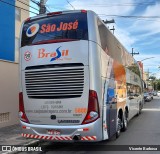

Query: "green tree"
left=157, top=79, right=160, bottom=90
left=148, top=76, right=160, bottom=90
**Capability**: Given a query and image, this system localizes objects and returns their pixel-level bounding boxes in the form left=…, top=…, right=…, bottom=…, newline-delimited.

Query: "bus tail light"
left=19, top=92, right=30, bottom=123
left=47, top=11, right=62, bottom=16
left=81, top=10, right=87, bottom=13
left=82, top=90, right=100, bottom=124
left=25, top=17, right=31, bottom=22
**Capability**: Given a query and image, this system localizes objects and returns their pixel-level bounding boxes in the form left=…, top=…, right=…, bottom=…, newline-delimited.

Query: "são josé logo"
left=26, top=24, right=39, bottom=37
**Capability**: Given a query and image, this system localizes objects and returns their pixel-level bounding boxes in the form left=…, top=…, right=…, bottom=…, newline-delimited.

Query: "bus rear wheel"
left=139, top=103, right=142, bottom=114
left=116, top=116, right=122, bottom=138
left=137, top=103, right=142, bottom=116
left=121, top=111, right=128, bottom=132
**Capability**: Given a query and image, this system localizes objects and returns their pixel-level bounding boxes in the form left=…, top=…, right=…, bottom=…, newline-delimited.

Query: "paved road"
left=20, top=96, right=160, bottom=154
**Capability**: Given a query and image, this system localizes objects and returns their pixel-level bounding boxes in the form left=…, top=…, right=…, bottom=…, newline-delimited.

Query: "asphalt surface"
left=0, top=124, right=39, bottom=154
left=18, top=96, right=160, bottom=154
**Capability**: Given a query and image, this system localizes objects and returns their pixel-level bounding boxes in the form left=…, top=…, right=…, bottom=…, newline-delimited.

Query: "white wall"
left=0, top=61, right=19, bottom=128
left=0, top=0, right=29, bottom=128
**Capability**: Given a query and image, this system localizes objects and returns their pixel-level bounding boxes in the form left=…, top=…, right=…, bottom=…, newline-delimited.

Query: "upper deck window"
left=21, top=13, right=88, bottom=47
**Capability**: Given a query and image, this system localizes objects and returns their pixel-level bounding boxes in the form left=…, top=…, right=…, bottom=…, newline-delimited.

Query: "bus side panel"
left=126, top=68, right=143, bottom=120
left=87, top=11, right=104, bottom=140
left=88, top=40, right=103, bottom=140
left=113, top=61, right=127, bottom=113
left=100, top=49, right=111, bottom=140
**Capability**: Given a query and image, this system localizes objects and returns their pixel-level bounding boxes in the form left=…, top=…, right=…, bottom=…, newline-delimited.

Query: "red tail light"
left=25, top=17, right=31, bottom=22
left=82, top=90, right=100, bottom=124
left=47, top=11, right=62, bottom=16
left=81, top=10, right=87, bottom=13
left=19, top=92, right=29, bottom=123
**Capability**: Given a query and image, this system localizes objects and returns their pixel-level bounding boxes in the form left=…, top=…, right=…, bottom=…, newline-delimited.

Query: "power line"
left=73, top=4, right=155, bottom=7
left=99, top=14, right=160, bottom=19
left=31, top=0, right=48, bottom=14
left=45, top=5, right=69, bottom=10
left=0, top=0, right=38, bottom=15
left=30, top=0, right=39, bottom=6
left=47, top=2, right=155, bottom=7
left=46, top=5, right=51, bottom=13
left=143, top=65, right=160, bottom=66
left=66, top=0, right=75, bottom=10
left=99, top=14, right=160, bottom=22
left=16, top=0, right=39, bottom=12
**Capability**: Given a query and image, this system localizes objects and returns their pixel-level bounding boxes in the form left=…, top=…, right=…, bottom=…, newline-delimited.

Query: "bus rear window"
left=21, top=13, right=88, bottom=47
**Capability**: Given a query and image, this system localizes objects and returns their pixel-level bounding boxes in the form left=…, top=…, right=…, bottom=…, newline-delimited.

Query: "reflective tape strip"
left=38, top=135, right=42, bottom=139
left=34, top=135, right=38, bottom=139
left=49, top=136, right=53, bottom=140
left=86, top=136, right=92, bottom=140
left=42, top=136, right=46, bottom=140
left=51, top=137, right=55, bottom=140
left=92, top=136, right=97, bottom=140
left=65, top=136, right=72, bottom=140
left=40, top=136, right=44, bottom=140
left=22, top=133, right=72, bottom=141
left=22, top=133, right=96, bottom=141
left=26, top=134, right=30, bottom=138
left=81, top=136, right=97, bottom=141
left=55, top=136, right=63, bottom=140
left=54, top=137, right=58, bottom=140
left=81, top=136, right=87, bottom=140
left=61, top=137, right=66, bottom=140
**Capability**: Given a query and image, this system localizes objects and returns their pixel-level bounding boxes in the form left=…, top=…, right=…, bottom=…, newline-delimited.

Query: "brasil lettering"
left=40, top=20, right=78, bottom=33
left=38, top=46, right=69, bottom=61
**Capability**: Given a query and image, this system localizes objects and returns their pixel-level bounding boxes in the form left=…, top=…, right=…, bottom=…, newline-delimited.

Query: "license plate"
left=47, top=129, right=60, bottom=135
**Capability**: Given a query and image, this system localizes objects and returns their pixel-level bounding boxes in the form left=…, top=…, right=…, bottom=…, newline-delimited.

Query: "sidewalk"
left=0, top=124, right=40, bottom=153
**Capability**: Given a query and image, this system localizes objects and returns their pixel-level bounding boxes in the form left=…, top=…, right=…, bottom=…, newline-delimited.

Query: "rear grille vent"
left=25, top=64, right=84, bottom=99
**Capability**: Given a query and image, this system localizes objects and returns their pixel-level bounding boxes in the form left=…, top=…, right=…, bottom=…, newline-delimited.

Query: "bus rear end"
left=19, top=10, right=101, bottom=142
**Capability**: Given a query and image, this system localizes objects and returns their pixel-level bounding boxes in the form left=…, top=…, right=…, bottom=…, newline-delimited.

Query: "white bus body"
left=19, top=10, right=144, bottom=142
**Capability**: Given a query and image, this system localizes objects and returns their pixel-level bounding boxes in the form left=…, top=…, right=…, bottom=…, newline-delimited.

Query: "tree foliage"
left=148, top=76, right=160, bottom=90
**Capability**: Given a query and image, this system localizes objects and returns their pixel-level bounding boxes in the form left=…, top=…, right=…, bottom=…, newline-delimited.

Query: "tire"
left=137, top=104, right=142, bottom=116
left=137, top=103, right=142, bottom=116
left=121, top=111, right=128, bottom=132
left=116, top=116, right=122, bottom=138
left=139, top=103, right=142, bottom=114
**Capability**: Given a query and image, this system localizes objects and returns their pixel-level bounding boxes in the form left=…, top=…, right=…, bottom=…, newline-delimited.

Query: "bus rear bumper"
left=20, top=118, right=105, bottom=142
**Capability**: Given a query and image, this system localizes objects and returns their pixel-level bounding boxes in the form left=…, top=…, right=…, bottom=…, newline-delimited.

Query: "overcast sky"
left=30, top=0, right=160, bottom=78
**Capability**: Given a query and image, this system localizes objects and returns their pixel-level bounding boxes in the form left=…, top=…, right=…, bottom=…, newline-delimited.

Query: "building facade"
left=0, top=0, right=29, bottom=128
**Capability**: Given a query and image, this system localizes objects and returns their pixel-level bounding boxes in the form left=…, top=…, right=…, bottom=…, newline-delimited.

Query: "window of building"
left=16, top=8, right=21, bottom=21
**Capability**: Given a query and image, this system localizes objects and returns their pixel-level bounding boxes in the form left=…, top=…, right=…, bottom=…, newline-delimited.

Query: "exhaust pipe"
left=73, top=134, right=81, bottom=141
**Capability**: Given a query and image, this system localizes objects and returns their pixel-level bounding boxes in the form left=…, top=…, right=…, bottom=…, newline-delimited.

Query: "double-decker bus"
left=19, top=10, right=144, bottom=142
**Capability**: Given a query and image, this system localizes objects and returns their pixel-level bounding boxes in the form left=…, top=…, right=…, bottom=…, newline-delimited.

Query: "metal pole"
left=130, top=48, right=139, bottom=56
left=39, top=0, right=46, bottom=14
left=31, top=0, right=47, bottom=14
left=110, top=26, right=115, bottom=34
left=131, top=48, right=134, bottom=56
